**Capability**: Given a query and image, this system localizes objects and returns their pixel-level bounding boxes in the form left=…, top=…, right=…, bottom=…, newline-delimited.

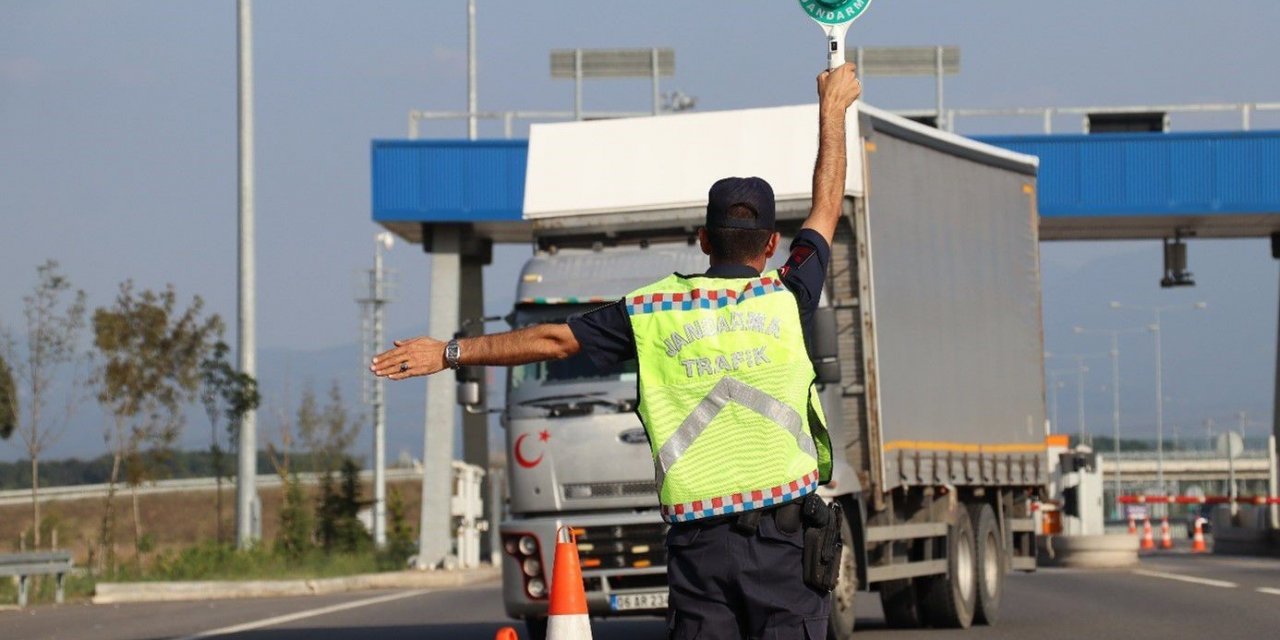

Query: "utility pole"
left=1075, top=325, right=1146, bottom=517
left=1109, top=334, right=1121, bottom=510
left=1075, top=358, right=1088, bottom=446
left=359, top=234, right=396, bottom=547
left=235, top=0, right=259, bottom=549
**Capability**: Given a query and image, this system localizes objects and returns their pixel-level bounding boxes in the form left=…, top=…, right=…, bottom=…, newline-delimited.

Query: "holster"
left=801, top=494, right=843, bottom=592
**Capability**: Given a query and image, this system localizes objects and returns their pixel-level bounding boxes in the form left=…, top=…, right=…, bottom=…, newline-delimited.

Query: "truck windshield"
left=509, top=304, right=637, bottom=391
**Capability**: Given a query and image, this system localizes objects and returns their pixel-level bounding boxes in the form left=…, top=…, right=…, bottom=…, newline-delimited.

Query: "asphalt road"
left=4, top=551, right=1279, bottom=640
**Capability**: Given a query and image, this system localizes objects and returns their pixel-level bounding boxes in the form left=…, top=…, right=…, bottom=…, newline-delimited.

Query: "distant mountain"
left=3, top=241, right=1273, bottom=463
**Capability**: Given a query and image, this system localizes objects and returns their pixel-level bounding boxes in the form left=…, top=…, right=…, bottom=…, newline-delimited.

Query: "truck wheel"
left=826, top=510, right=858, bottom=640
left=968, top=503, right=1004, bottom=625
left=918, top=506, right=977, bottom=629
left=878, top=579, right=924, bottom=628
left=523, top=617, right=547, bottom=640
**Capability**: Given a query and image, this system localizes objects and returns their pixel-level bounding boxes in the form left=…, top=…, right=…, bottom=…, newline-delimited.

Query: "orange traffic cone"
left=1141, top=517, right=1155, bottom=550
left=494, top=628, right=519, bottom=640
left=1128, top=514, right=1137, bottom=535
left=1160, top=517, right=1174, bottom=550
left=1191, top=518, right=1208, bottom=553
left=547, top=526, right=592, bottom=639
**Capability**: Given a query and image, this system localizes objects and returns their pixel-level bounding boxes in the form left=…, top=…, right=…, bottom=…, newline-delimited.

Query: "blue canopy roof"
left=372, top=130, right=1280, bottom=241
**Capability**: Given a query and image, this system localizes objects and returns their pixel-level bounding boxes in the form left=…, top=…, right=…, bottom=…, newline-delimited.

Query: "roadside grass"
left=0, top=478, right=424, bottom=606
left=0, top=479, right=422, bottom=569
left=0, top=544, right=408, bottom=607
left=0, top=572, right=96, bottom=606
left=130, top=542, right=407, bottom=582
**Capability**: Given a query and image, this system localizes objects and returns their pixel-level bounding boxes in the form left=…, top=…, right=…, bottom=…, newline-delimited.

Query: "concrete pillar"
left=418, top=225, right=461, bottom=569
left=1271, top=233, right=1280, bottom=528
left=459, top=254, right=491, bottom=561
left=416, top=225, right=493, bottom=569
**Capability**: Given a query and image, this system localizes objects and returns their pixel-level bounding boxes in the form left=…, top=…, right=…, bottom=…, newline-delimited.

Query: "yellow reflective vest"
left=625, top=270, right=832, bottom=523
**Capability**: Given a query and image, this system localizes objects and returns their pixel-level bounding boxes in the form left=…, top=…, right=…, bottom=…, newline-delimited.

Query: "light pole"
left=1110, top=301, right=1208, bottom=505
left=235, top=0, right=259, bottom=549
left=1046, top=372, right=1072, bottom=433
left=1074, top=326, right=1147, bottom=516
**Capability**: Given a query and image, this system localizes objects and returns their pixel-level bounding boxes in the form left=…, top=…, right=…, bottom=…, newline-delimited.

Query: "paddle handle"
left=827, top=35, right=844, bottom=70
left=825, top=22, right=851, bottom=70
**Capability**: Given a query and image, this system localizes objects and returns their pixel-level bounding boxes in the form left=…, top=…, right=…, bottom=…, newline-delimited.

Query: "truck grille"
left=562, top=481, right=657, bottom=500
left=573, top=522, right=668, bottom=572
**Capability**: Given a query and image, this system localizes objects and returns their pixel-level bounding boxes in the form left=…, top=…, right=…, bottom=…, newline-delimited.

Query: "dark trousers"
left=666, top=505, right=830, bottom=640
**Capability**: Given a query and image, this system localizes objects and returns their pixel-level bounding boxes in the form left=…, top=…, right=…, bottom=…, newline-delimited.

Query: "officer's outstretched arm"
left=371, top=324, right=581, bottom=381
left=805, top=63, right=862, bottom=248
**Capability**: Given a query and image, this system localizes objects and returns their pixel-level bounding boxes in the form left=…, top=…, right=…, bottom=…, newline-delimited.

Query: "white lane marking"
left=1258, top=587, right=1280, bottom=596
left=172, top=589, right=432, bottom=640
left=1132, top=569, right=1237, bottom=589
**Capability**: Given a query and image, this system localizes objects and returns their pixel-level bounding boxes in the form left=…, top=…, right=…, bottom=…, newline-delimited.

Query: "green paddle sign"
left=799, top=0, right=874, bottom=69
left=800, top=0, right=873, bottom=26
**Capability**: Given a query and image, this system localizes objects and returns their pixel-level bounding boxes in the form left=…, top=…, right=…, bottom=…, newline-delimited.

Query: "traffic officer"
left=372, top=63, right=862, bottom=639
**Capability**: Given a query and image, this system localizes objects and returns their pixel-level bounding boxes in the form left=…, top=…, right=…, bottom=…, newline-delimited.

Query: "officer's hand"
left=371, top=336, right=448, bottom=380
left=817, top=63, right=861, bottom=112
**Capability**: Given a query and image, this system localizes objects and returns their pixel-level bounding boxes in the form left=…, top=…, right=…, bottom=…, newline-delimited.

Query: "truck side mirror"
left=457, top=378, right=484, bottom=408
left=454, top=327, right=486, bottom=410
left=811, top=307, right=842, bottom=385
left=456, top=365, right=485, bottom=409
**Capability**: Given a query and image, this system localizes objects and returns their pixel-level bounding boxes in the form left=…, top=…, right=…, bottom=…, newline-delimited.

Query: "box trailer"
left=481, top=103, right=1046, bottom=638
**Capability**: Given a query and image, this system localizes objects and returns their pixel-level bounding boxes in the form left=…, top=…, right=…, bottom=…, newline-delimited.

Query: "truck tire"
left=524, top=617, right=547, bottom=640
left=827, top=510, right=858, bottom=640
left=878, top=579, right=925, bottom=629
left=968, top=503, right=1004, bottom=625
left=917, top=506, right=977, bottom=629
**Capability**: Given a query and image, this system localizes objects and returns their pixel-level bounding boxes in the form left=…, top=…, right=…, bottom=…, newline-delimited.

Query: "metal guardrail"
left=0, top=468, right=423, bottom=507
left=0, top=551, right=73, bottom=607
left=1112, top=451, right=1268, bottom=461
left=906, top=101, right=1280, bottom=134
left=408, top=109, right=653, bottom=140
left=411, top=101, right=1280, bottom=140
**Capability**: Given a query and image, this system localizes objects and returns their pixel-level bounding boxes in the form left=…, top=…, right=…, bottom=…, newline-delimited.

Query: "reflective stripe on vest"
left=655, top=376, right=818, bottom=489
left=626, top=270, right=832, bottom=523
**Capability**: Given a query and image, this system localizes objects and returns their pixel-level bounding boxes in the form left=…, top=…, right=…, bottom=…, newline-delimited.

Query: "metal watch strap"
left=445, top=338, right=461, bottom=370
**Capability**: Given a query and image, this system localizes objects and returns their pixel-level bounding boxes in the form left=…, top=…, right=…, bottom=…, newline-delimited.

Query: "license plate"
left=609, top=591, right=668, bottom=611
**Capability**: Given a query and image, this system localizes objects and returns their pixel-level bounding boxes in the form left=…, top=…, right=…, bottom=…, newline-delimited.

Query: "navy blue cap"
left=706, top=177, right=776, bottom=230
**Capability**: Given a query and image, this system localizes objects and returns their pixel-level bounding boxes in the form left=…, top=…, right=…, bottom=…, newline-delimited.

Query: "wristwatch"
left=444, top=338, right=462, bottom=370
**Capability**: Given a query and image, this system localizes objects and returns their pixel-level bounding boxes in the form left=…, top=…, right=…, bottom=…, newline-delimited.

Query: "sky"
left=1, top=1, right=1278, bottom=463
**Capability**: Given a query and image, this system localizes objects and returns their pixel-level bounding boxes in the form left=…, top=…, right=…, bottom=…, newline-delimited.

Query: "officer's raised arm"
left=803, top=63, right=862, bottom=248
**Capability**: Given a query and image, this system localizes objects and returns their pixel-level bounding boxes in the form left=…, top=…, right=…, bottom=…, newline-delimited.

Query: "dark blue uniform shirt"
left=567, top=229, right=831, bottom=370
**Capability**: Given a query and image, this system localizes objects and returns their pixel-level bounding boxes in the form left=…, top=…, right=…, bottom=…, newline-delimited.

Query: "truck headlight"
left=522, top=558, right=542, bottom=577
left=518, top=535, right=538, bottom=557
left=526, top=577, right=547, bottom=599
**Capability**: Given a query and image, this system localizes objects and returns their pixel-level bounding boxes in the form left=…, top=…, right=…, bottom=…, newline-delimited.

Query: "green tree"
left=92, top=281, right=222, bottom=570
left=276, top=473, right=313, bottom=561
left=0, top=260, right=88, bottom=548
left=384, top=487, right=415, bottom=568
left=0, top=354, right=16, bottom=440
left=316, top=458, right=369, bottom=554
left=315, top=470, right=339, bottom=554
left=199, top=341, right=260, bottom=543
